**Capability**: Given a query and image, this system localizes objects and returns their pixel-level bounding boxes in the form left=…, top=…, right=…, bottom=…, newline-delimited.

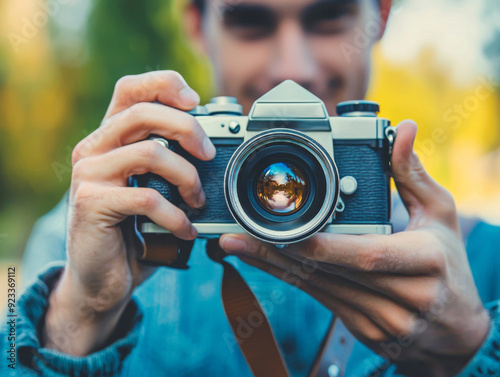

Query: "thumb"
left=391, top=120, right=457, bottom=228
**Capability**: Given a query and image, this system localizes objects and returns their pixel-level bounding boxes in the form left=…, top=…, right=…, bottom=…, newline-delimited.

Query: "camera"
left=132, top=80, right=396, bottom=245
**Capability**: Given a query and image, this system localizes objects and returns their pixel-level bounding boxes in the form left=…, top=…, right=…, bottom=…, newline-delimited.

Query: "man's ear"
left=378, top=0, right=392, bottom=39
left=184, top=3, right=208, bottom=54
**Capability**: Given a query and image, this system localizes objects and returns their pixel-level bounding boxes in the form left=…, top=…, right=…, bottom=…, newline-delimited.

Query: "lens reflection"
left=256, top=162, right=308, bottom=215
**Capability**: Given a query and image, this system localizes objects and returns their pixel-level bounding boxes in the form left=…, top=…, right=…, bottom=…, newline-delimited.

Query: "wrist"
left=42, top=266, right=131, bottom=356
left=398, top=308, right=491, bottom=377
left=455, top=302, right=500, bottom=377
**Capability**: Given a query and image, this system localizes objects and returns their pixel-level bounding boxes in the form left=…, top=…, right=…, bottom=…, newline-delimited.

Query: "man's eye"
left=223, top=7, right=277, bottom=40
left=303, top=4, right=358, bottom=35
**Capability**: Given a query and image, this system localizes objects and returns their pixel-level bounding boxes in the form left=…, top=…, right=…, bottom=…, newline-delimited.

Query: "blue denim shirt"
left=2, top=193, right=500, bottom=376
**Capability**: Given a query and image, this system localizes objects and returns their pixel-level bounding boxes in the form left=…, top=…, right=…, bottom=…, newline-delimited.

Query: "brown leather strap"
left=206, top=239, right=290, bottom=377
left=135, top=232, right=343, bottom=377
left=137, top=233, right=193, bottom=269
left=127, top=214, right=193, bottom=269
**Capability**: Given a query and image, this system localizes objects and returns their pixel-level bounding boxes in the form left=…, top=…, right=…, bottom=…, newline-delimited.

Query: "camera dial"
left=205, top=96, right=243, bottom=116
left=336, top=100, right=379, bottom=117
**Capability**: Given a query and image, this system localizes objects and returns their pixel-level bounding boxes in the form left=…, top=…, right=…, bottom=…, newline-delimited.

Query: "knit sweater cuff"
left=16, top=263, right=143, bottom=377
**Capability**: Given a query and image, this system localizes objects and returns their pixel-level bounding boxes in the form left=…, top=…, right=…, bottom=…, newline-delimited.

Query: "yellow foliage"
left=368, top=45, right=500, bottom=222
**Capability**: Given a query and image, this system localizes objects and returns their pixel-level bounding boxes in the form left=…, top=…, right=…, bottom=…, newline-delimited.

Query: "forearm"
left=42, top=266, right=132, bottom=356
left=12, top=263, right=142, bottom=376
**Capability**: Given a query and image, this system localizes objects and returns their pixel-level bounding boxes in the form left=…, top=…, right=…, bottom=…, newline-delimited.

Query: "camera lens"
left=225, top=129, right=339, bottom=244
left=255, top=162, right=308, bottom=215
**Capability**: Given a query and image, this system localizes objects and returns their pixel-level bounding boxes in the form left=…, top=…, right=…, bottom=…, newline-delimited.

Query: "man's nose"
left=268, top=20, right=317, bottom=89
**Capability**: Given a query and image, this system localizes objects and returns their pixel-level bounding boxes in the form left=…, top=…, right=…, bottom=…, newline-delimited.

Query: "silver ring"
left=149, top=137, right=169, bottom=149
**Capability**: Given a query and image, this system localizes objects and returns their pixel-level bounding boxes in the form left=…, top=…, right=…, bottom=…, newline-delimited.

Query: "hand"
left=43, top=71, right=216, bottom=356
left=220, top=121, right=490, bottom=377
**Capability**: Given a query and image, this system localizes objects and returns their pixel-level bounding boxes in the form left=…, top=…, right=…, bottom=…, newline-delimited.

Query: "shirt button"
left=328, top=364, right=340, bottom=377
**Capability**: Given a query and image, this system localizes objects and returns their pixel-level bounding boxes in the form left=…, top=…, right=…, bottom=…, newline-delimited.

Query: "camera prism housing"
left=132, top=80, right=396, bottom=244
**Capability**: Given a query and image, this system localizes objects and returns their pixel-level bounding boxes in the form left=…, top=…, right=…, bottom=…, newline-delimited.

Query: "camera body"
left=133, top=80, right=396, bottom=244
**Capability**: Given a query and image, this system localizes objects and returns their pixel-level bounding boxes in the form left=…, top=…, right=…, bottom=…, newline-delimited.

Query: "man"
left=3, top=0, right=500, bottom=376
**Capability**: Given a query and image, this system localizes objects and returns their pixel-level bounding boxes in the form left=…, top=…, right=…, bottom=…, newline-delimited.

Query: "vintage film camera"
left=132, top=80, right=396, bottom=245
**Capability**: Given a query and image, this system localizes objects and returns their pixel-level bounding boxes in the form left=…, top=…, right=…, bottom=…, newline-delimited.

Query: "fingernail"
left=180, top=86, right=200, bottom=106
left=202, top=137, right=216, bottom=159
left=220, top=236, right=247, bottom=253
left=196, top=189, right=206, bottom=208
left=190, top=225, right=198, bottom=239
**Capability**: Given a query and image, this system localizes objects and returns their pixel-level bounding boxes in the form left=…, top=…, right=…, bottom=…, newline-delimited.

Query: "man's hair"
left=193, top=0, right=205, bottom=12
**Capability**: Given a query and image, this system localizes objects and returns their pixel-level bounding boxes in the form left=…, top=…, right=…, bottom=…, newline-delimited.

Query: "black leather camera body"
left=132, top=80, right=396, bottom=244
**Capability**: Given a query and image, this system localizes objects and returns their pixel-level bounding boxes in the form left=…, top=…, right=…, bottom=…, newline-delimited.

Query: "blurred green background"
left=0, top=0, right=499, bottom=273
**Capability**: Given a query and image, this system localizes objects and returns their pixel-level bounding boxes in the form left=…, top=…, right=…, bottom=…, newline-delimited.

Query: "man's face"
left=197, top=0, right=385, bottom=114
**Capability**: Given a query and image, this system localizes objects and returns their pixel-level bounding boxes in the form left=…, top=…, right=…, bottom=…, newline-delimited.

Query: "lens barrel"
left=224, top=129, right=339, bottom=244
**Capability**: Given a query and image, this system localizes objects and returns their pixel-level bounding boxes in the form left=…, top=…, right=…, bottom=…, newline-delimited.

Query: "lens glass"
left=255, top=162, right=308, bottom=215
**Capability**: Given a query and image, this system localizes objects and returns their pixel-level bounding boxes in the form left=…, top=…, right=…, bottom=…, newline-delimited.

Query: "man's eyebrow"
left=220, top=3, right=275, bottom=18
left=303, top=0, right=360, bottom=14
left=219, top=0, right=359, bottom=19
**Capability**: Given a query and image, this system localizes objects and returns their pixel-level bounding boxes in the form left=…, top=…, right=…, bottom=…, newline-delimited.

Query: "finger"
left=221, top=236, right=414, bottom=337
left=104, top=71, right=200, bottom=120
left=72, top=140, right=205, bottom=209
left=286, top=253, right=441, bottom=313
left=220, top=232, right=445, bottom=275
left=391, top=120, right=458, bottom=228
left=72, top=102, right=216, bottom=164
left=237, top=255, right=394, bottom=344
left=72, top=183, right=197, bottom=240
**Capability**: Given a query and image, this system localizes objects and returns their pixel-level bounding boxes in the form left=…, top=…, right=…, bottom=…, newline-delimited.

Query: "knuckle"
left=360, top=239, right=399, bottom=272
left=178, top=115, right=199, bottom=139
left=169, top=208, right=190, bottom=233
left=387, top=315, right=414, bottom=337
left=414, top=284, right=440, bottom=313
left=161, top=70, right=187, bottom=90
left=138, top=140, right=163, bottom=162
left=436, top=190, right=457, bottom=219
left=165, top=70, right=185, bottom=85
left=363, top=325, right=388, bottom=344
left=73, top=183, right=97, bottom=211
left=125, top=102, right=147, bottom=122
left=114, top=75, right=135, bottom=94
left=305, top=237, right=324, bottom=261
left=412, top=156, right=427, bottom=180
left=71, top=159, right=89, bottom=181
left=255, top=243, right=271, bottom=260
left=137, top=189, right=160, bottom=211
left=72, top=140, right=87, bottom=165
left=184, top=166, right=200, bottom=189
left=358, top=248, right=382, bottom=272
left=426, top=250, right=447, bottom=275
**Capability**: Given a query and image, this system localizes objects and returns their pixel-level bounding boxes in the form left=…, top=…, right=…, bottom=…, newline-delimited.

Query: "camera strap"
left=206, top=238, right=290, bottom=376
left=135, top=230, right=354, bottom=377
